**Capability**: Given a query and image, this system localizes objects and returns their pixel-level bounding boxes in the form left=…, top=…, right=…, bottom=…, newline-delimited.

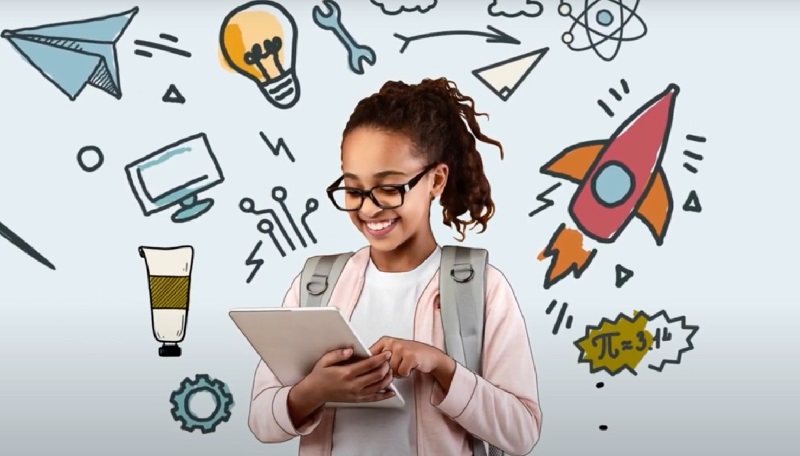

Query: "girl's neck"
left=370, top=231, right=438, bottom=273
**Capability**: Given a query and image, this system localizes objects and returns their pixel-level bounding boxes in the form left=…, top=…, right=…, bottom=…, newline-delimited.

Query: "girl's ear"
left=432, top=163, right=449, bottom=197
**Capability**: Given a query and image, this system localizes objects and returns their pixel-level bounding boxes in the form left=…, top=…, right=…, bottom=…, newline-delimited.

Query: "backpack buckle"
left=306, top=274, right=329, bottom=295
left=450, top=263, right=474, bottom=283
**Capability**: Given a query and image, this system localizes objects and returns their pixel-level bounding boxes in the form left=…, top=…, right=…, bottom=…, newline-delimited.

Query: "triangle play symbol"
left=614, top=264, right=633, bottom=288
left=682, top=190, right=702, bottom=213
left=472, top=47, right=549, bottom=102
left=162, top=83, right=185, bottom=104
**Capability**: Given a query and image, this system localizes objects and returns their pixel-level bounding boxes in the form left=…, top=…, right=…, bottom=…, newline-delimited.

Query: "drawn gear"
left=169, top=373, right=235, bottom=433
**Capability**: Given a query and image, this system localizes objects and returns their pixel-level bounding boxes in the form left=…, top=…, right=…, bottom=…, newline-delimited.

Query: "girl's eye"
left=375, top=186, right=400, bottom=195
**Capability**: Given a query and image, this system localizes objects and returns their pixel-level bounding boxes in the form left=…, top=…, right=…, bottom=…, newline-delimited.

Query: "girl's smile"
left=362, top=218, right=399, bottom=238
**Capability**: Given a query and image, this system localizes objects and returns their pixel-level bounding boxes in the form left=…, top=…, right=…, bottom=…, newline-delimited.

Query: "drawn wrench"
left=312, top=0, right=376, bottom=75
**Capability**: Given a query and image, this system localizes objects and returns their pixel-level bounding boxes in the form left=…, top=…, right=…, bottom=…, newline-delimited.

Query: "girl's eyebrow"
left=342, top=170, right=407, bottom=180
left=373, top=170, right=407, bottom=179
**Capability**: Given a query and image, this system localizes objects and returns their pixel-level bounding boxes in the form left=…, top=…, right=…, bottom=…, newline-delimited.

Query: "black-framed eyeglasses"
left=326, top=163, right=438, bottom=212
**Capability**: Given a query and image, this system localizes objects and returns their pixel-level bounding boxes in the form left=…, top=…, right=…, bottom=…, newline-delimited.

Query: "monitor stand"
left=172, top=195, right=215, bottom=223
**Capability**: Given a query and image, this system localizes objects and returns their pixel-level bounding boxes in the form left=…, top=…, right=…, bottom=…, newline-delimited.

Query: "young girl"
left=248, top=78, right=542, bottom=456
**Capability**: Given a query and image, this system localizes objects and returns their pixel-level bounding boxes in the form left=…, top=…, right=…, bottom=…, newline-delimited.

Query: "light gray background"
left=0, top=0, right=796, bottom=455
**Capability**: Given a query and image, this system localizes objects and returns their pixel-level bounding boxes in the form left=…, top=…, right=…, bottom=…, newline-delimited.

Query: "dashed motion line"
left=545, top=299, right=573, bottom=335
left=597, top=78, right=630, bottom=117
left=134, top=32, right=192, bottom=58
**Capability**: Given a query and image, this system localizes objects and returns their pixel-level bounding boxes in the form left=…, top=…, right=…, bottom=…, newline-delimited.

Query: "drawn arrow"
left=393, top=25, right=521, bottom=54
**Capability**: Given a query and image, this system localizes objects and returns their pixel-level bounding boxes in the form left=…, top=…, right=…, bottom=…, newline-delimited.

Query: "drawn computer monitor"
left=125, top=133, right=225, bottom=223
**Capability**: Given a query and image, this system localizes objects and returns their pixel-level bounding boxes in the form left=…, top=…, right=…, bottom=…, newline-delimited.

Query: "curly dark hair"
left=342, top=77, right=504, bottom=240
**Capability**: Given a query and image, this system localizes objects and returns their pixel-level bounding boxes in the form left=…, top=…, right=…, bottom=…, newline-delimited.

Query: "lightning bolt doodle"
left=259, top=132, right=295, bottom=163
left=537, top=222, right=597, bottom=289
left=528, top=182, right=562, bottom=217
left=245, top=241, right=265, bottom=284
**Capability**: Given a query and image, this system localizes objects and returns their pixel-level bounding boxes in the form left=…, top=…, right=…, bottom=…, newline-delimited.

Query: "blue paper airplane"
left=2, top=7, right=139, bottom=101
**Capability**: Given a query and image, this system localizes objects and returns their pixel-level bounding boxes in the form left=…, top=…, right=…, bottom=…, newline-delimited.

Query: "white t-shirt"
left=330, top=247, right=442, bottom=456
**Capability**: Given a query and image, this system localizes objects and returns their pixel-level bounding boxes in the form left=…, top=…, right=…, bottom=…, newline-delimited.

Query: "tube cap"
left=159, top=344, right=182, bottom=357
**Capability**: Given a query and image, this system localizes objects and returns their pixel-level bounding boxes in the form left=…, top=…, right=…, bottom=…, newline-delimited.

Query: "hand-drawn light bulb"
left=219, top=1, right=300, bottom=110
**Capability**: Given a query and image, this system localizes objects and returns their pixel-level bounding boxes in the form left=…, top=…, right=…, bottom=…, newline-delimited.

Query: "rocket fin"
left=540, top=140, right=606, bottom=183
left=635, top=169, right=673, bottom=246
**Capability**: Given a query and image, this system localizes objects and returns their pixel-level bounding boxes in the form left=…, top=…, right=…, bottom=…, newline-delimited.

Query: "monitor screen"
left=135, top=134, right=222, bottom=205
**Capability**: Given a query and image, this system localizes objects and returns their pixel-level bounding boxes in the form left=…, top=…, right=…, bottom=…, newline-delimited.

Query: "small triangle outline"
left=614, top=264, right=633, bottom=288
left=682, top=190, right=702, bottom=213
left=162, top=83, right=185, bottom=104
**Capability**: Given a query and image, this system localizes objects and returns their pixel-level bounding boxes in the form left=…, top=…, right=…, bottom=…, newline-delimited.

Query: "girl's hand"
left=370, top=337, right=454, bottom=379
left=299, top=348, right=396, bottom=405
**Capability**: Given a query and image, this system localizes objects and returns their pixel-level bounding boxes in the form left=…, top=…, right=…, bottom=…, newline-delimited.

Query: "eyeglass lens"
left=329, top=186, right=403, bottom=210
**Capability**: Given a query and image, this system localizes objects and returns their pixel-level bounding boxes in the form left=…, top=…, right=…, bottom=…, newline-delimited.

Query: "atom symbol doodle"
left=558, top=0, right=648, bottom=62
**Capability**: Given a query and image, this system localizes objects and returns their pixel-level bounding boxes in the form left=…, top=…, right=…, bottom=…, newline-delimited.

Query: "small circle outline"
left=77, top=145, right=104, bottom=173
left=590, top=160, right=635, bottom=208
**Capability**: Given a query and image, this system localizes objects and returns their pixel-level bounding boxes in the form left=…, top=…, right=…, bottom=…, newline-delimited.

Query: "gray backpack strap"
left=299, top=252, right=354, bottom=307
left=439, top=246, right=487, bottom=375
left=440, top=246, right=502, bottom=456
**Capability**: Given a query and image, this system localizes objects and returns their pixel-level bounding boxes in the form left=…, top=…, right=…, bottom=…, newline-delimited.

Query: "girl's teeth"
left=367, top=220, right=394, bottom=230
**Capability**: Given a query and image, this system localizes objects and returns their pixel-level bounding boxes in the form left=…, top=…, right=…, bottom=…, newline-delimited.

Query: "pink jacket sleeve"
left=248, top=274, right=326, bottom=443
left=431, top=266, right=543, bottom=456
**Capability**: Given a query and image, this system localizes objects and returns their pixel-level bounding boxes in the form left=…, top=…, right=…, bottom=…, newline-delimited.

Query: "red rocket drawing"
left=537, top=84, right=678, bottom=289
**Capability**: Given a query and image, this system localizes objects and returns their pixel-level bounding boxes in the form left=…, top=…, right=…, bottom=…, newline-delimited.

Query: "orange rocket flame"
left=537, top=223, right=598, bottom=289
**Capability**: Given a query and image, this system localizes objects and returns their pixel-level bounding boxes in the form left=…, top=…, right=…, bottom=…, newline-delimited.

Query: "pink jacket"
left=248, top=247, right=542, bottom=455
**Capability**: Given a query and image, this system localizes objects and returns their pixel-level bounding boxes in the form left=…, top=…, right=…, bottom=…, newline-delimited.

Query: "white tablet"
left=229, top=307, right=405, bottom=409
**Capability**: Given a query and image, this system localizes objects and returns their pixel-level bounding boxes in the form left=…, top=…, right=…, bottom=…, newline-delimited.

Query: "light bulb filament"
left=243, top=36, right=285, bottom=81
